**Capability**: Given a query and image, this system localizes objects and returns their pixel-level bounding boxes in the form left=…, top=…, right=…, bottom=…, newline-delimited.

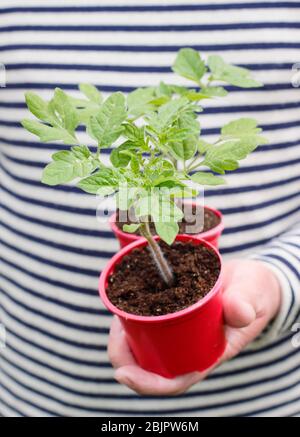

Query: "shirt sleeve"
left=250, top=221, right=300, bottom=344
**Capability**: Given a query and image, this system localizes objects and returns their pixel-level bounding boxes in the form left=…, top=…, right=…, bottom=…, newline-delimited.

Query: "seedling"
left=22, top=48, right=267, bottom=286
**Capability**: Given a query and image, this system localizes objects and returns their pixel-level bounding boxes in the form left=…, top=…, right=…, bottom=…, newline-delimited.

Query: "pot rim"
left=109, top=204, right=224, bottom=242
left=99, top=235, right=223, bottom=324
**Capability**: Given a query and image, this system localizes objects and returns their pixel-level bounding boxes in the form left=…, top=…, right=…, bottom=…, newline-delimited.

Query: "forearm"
left=251, top=221, right=300, bottom=338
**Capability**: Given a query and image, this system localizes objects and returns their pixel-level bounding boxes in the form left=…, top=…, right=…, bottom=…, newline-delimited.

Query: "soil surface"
left=106, top=241, right=221, bottom=316
left=116, top=206, right=220, bottom=236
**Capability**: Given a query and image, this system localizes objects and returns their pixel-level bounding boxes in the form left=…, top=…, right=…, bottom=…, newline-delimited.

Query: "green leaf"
left=71, top=145, right=91, bottom=159
left=154, top=221, right=179, bottom=245
left=42, top=161, right=77, bottom=186
left=88, top=92, right=126, bottom=147
left=42, top=147, right=97, bottom=186
left=127, top=87, right=156, bottom=117
left=110, top=141, right=137, bottom=168
left=50, top=88, right=79, bottom=133
left=198, top=139, right=213, bottom=154
left=221, top=118, right=268, bottom=148
left=221, top=118, right=261, bottom=137
left=123, top=223, right=141, bottom=233
left=200, top=86, right=228, bottom=97
left=169, top=137, right=197, bottom=160
left=148, top=97, right=190, bottom=132
left=191, top=172, right=226, bottom=186
left=208, top=55, right=263, bottom=88
left=78, top=168, right=118, bottom=195
left=25, top=92, right=54, bottom=123
left=203, top=140, right=259, bottom=174
left=172, top=48, right=206, bottom=83
left=21, top=119, right=77, bottom=144
left=79, top=83, right=102, bottom=104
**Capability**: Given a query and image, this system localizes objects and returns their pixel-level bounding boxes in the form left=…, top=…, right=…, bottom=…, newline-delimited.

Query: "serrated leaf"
left=25, top=92, right=54, bottom=123
left=200, top=86, right=228, bottom=97
left=123, top=223, right=141, bottom=233
left=221, top=118, right=261, bottom=136
left=78, top=168, right=118, bottom=194
left=79, top=83, right=102, bottom=104
left=50, top=88, right=79, bottom=133
left=21, top=119, right=77, bottom=144
left=110, top=142, right=135, bottom=167
left=203, top=140, right=259, bottom=174
left=42, top=161, right=76, bottom=186
left=127, top=87, right=156, bottom=117
left=169, top=137, right=197, bottom=161
left=154, top=221, right=179, bottom=245
left=208, top=55, right=262, bottom=88
left=197, top=139, right=213, bottom=154
left=172, top=48, right=206, bottom=83
left=88, top=92, right=126, bottom=147
left=191, top=172, right=226, bottom=186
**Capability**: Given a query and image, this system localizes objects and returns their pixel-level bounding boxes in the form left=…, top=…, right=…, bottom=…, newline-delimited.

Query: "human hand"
left=108, top=259, right=281, bottom=395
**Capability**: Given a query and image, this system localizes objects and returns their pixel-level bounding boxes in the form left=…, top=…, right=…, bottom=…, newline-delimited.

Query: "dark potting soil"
left=116, top=206, right=220, bottom=236
left=106, top=241, right=221, bottom=316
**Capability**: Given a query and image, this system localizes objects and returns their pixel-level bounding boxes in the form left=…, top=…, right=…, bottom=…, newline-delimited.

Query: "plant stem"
left=140, top=221, right=174, bottom=286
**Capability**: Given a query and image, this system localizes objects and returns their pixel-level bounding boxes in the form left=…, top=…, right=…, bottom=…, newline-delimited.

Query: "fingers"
left=108, top=316, right=136, bottom=368
left=109, top=316, right=212, bottom=395
left=223, top=290, right=257, bottom=328
left=115, top=364, right=204, bottom=396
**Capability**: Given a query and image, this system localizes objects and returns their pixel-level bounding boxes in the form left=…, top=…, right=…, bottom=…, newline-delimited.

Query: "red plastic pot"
left=109, top=205, right=224, bottom=249
left=99, top=234, right=226, bottom=379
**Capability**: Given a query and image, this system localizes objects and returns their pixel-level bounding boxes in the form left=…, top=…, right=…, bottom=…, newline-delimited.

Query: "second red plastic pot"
left=109, top=205, right=224, bottom=249
left=99, top=235, right=226, bottom=379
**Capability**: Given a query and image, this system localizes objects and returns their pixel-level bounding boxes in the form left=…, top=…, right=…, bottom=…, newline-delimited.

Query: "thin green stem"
left=140, top=221, right=174, bottom=286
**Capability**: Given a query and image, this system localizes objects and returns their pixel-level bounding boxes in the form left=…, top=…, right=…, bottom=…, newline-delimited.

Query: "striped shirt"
left=0, top=0, right=299, bottom=417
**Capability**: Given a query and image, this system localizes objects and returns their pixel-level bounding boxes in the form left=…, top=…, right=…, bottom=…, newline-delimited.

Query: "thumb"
left=223, top=285, right=258, bottom=329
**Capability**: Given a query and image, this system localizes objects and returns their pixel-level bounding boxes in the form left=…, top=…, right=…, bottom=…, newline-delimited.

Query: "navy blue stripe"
left=1, top=183, right=299, bottom=249
left=3, top=62, right=293, bottom=73
left=0, top=255, right=97, bottom=297
left=0, top=287, right=109, bottom=342
left=2, top=156, right=300, bottom=215
left=2, top=307, right=297, bottom=386
left=2, top=322, right=116, bottom=384
left=0, top=270, right=108, bottom=315
left=0, top=236, right=104, bottom=276
left=224, top=204, right=300, bottom=234
left=3, top=99, right=300, bottom=116
left=0, top=3, right=299, bottom=13
left=1, top=350, right=300, bottom=403
left=265, top=253, right=300, bottom=280
left=0, top=284, right=108, bottom=336
left=0, top=396, right=23, bottom=417
left=254, top=255, right=295, bottom=328
left=1, top=115, right=299, bottom=135
left=221, top=231, right=292, bottom=255
left=2, top=134, right=299, bottom=155
left=3, top=327, right=112, bottom=373
left=0, top=218, right=115, bottom=259
left=1, top=82, right=294, bottom=93
left=1, top=163, right=300, bottom=209
left=1, top=43, right=300, bottom=53
left=2, top=145, right=300, bottom=188
left=0, top=356, right=299, bottom=415
left=0, top=380, right=60, bottom=417
left=0, top=202, right=109, bottom=238
left=236, top=394, right=300, bottom=417
left=2, top=23, right=300, bottom=32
